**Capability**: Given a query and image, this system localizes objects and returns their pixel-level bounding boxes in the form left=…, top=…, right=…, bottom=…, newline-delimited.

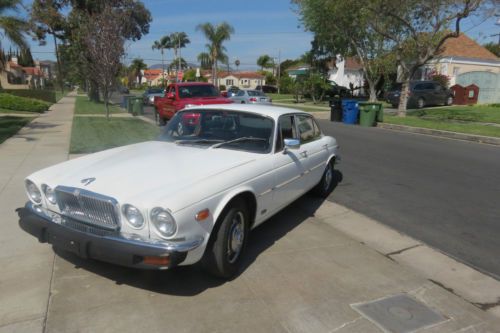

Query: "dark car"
left=255, top=85, right=278, bottom=93
left=386, top=81, right=453, bottom=109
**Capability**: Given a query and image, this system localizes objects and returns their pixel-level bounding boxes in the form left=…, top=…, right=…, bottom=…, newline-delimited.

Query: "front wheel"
left=202, top=200, right=249, bottom=279
left=156, top=112, right=166, bottom=126
left=417, top=97, right=425, bottom=109
left=313, top=160, right=335, bottom=197
left=445, top=96, right=453, bottom=106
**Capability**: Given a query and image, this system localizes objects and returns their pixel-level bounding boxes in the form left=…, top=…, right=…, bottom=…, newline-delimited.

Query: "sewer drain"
left=351, top=294, right=446, bottom=333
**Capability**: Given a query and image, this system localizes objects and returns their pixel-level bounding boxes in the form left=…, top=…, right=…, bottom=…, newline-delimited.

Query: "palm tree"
left=129, top=58, right=147, bottom=87
left=152, top=35, right=171, bottom=87
left=257, top=54, right=272, bottom=71
left=196, top=22, right=234, bottom=87
left=197, top=52, right=211, bottom=70
left=169, top=32, right=190, bottom=77
left=0, top=0, right=28, bottom=69
left=168, top=57, right=188, bottom=72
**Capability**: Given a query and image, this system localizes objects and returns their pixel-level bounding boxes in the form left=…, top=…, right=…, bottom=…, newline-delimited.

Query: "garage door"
left=456, top=71, right=499, bottom=104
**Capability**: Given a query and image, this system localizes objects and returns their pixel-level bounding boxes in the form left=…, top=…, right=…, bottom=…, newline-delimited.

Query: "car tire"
left=417, top=97, right=425, bottom=109
left=202, top=199, right=249, bottom=279
left=313, top=160, right=336, bottom=198
left=156, top=112, right=166, bottom=126
left=445, top=96, right=453, bottom=106
left=241, top=101, right=245, bottom=104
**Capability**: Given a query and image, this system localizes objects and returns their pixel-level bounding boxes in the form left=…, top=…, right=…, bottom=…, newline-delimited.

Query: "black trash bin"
left=329, top=95, right=342, bottom=122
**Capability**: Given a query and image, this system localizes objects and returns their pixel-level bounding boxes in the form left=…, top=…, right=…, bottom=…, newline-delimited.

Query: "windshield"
left=158, top=110, right=274, bottom=153
left=147, top=88, right=164, bottom=94
left=178, top=85, right=220, bottom=99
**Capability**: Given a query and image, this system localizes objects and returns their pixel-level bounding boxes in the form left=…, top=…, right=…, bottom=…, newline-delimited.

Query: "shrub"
left=219, top=85, right=226, bottom=91
left=431, top=74, right=450, bottom=88
left=0, top=93, right=51, bottom=112
left=1, top=89, right=57, bottom=103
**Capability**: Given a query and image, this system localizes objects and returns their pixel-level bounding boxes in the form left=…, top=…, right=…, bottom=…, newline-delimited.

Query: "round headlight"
left=25, top=180, right=42, bottom=204
left=150, top=208, right=177, bottom=237
left=122, top=204, right=144, bottom=229
left=42, top=184, right=57, bottom=205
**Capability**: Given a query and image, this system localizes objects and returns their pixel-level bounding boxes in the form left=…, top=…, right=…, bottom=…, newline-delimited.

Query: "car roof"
left=174, top=82, right=213, bottom=86
left=183, top=103, right=310, bottom=120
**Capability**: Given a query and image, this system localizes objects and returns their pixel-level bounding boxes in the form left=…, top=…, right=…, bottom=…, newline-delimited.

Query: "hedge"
left=1, top=89, right=57, bottom=103
left=0, top=93, right=51, bottom=113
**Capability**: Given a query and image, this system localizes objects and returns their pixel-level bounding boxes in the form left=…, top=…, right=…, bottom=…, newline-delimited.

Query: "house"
left=416, top=34, right=500, bottom=103
left=327, top=56, right=364, bottom=95
left=0, top=57, right=45, bottom=89
left=212, top=71, right=265, bottom=89
left=286, top=64, right=310, bottom=79
left=142, top=69, right=165, bottom=86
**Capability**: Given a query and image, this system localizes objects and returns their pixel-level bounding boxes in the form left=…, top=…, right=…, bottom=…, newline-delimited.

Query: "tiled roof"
left=345, top=57, right=362, bottom=70
left=23, top=67, right=43, bottom=76
left=8, top=61, right=22, bottom=68
left=144, top=69, right=163, bottom=81
left=438, top=34, right=498, bottom=61
left=218, top=71, right=264, bottom=79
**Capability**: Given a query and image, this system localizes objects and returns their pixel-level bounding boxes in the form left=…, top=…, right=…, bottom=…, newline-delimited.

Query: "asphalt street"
left=319, top=120, right=500, bottom=280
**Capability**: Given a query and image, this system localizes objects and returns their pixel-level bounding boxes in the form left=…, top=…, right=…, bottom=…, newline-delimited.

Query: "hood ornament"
left=81, top=177, right=96, bottom=186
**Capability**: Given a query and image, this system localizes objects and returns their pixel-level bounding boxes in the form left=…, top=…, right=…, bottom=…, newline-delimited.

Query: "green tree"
left=129, top=58, right=147, bottom=87
left=168, top=57, right=188, bottom=72
left=197, top=52, right=211, bottom=70
left=196, top=22, right=234, bottom=87
left=256, top=54, right=272, bottom=71
left=483, top=42, right=500, bottom=57
left=152, top=35, right=170, bottom=86
left=0, top=0, right=28, bottom=70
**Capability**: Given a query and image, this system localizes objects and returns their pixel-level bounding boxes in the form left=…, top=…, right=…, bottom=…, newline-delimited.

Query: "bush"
left=219, top=85, right=226, bottom=91
left=0, top=93, right=51, bottom=112
left=431, top=74, right=450, bottom=88
left=1, top=89, right=57, bottom=103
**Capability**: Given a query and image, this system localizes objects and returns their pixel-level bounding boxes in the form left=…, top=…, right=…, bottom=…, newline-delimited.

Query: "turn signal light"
left=195, top=209, right=210, bottom=221
left=143, top=256, right=170, bottom=266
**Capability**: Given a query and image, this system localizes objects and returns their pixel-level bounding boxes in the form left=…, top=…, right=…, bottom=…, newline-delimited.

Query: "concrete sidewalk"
left=0, top=93, right=75, bottom=332
left=1, top=93, right=500, bottom=332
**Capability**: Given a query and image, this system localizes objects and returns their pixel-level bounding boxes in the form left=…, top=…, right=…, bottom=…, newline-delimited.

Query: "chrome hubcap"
left=177, top=122, right=184, bottom=135
left=227, top=212, right=245, bottom=264
left=324, top=165, right=333, bottom=191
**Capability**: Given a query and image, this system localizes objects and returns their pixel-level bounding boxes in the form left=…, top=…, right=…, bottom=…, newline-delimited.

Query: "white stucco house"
left=327, top=56, right=364, bottom=94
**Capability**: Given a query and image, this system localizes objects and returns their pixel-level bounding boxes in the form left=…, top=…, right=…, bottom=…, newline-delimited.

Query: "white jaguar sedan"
left=19, top=104, right=339, bottom=278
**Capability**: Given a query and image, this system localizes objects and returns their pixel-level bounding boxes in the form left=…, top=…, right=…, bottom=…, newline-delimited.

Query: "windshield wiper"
left=175, top=139, right=224, bottom=145
left=212, top=137, right=268, bottom=149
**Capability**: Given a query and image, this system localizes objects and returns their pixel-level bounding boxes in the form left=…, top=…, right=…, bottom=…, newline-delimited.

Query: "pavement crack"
left=329, top=316, right=363, bottom=332
left=386, top=244, right=422, bottom=257
left=472, top=299, right=500, bottom=311
left=42, top=253, right=56, bottom=333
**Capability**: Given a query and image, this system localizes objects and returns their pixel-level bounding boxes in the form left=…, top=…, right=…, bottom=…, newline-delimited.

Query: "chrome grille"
left=55, top=186, right=120, bottom=230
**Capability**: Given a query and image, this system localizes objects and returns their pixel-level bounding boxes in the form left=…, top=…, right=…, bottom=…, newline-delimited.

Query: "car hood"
left=31, top=141, right=258, bottom=209
left=181, top=96, right=232, bottom=104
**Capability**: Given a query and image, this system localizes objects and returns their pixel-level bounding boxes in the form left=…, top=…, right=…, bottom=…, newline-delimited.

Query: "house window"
left=226, top=79, right=234, bottom=86
left=453, top=67, right=460, bottom=76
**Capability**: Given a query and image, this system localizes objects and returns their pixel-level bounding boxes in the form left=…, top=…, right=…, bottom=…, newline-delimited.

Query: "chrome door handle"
left=300, top=151, right=308, bottom=157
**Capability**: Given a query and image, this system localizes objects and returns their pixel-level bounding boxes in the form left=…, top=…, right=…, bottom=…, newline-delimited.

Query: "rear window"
left=148, top=88, right=164, bottom=94
left=248, top=90, right=264, bottom=97
left=178, top=85, right=219, bottom=98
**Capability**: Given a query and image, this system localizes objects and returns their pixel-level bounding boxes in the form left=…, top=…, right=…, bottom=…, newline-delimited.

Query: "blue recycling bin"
left=342, top=99, right=359, bottom=125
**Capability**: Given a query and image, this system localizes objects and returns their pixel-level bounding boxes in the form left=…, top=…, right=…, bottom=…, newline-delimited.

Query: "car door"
left=295, top=114, right=328, bottom=189
left=163, top=85, right=176, bottom=119
left=272, top=114, right=308, bottom=210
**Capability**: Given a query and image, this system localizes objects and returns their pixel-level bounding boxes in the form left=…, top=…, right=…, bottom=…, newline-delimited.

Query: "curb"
left=377, top=122, right=500, bottom=146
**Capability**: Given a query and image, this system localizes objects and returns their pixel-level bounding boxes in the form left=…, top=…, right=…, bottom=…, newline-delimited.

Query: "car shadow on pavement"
left=54, top=170, right=343, bottom=296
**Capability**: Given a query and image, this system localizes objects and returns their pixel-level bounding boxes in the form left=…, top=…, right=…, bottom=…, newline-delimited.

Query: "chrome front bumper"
left=18, top=202, right=204, bottom=269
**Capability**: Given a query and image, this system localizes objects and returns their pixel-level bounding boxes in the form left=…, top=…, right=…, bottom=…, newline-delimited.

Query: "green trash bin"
left=358, top=102, right=377, bottom=127
left=376, top=103, right=384, bottom=122
left=127, top=96, right=135, bottom=114
left=132, top=97, right=143, bottom=115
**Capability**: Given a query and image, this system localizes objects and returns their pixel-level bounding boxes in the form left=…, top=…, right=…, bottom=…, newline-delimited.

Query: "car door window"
left=276, top=115, right=297, bottom=152
left=297, top=115, right=320, bottom=144
left=237, top=90, right=245, bottom=96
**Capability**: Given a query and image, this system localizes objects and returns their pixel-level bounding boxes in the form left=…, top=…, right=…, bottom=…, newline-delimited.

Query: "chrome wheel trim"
left=177, top=122, right=184, bottom=135
left=418, top=98, right=424, bottom=108
left=324, top=164, right=333, bottom=191
left=227, top=211, right=245, bottom=264
left=447, top=96, right=453, bottom=105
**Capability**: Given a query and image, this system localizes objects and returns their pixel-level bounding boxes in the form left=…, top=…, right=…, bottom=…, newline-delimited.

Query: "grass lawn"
left=407, top=105, right=500, bottom=124
left=0, top=117, right=32, bottom=144
left=70, top=117, right=160, bottom=153
left=268, top=93, right=294, bottom=101
left=384, top=115, right=500, bottom=138
left=75, top=96, right=125, bottom=114
left=55, top=90, right=69, bottom=101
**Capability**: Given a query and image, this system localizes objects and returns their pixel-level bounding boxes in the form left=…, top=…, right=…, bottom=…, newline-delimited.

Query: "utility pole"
left=277, top=49, right=281, bottom=94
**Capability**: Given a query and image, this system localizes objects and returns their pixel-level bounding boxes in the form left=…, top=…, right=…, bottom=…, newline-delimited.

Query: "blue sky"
left=10, top=0, right=500, bottom=70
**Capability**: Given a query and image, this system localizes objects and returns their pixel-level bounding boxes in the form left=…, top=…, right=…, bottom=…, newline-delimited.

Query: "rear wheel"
left=417, top=97, right=425, bottom=109
left=156, top=111, right=166, bottom=126
left=445, top=96, right=453, bottom=106
left=313, top=160, right=335, bottom=197
left=202, top=200, right=249, bottom=279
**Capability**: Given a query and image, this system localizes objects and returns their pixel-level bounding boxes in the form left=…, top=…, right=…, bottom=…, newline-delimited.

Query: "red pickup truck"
left=154, top=82, right=232, bottom=125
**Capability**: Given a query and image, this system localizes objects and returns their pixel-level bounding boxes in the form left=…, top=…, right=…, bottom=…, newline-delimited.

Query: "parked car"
left=143, top=87, right=165, bottom=106
left=386, top=81, right=454, bottom=109
left=154, top=82, right=232, bottom=125
left=255, top=85, right=278, bottom=93
left=230, top=89, right=272, bottom=104
left=18, top=104, right=340, bottom=279
left=226, top=86, right=240, bottom=97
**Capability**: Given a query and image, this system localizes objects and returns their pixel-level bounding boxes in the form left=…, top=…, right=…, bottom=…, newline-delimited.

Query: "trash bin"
left=342, top=99, right=359, bottom=125
left=127, top=96, right=135, bottom=113
left=376, top=103, right=384, bottom=123
left=132, top=97, right=143, bottom=115
left=329, top=95, right=342, bottom=122
left=121, top=95, right=132, bottom=109
left=358, top=102, right=382, bottom=127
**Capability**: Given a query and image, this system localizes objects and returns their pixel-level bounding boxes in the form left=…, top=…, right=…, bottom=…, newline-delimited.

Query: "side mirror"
left=284, top=138, right=300, bottom=152
left=167, top=92, right=175, bottom=99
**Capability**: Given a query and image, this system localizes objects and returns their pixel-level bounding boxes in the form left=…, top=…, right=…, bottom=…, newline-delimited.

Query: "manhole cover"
left=351, top=294, right=446, bottom=333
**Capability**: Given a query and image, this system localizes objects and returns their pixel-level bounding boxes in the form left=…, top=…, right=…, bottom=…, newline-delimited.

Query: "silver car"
left=230, top=89, right=272, bottom=104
